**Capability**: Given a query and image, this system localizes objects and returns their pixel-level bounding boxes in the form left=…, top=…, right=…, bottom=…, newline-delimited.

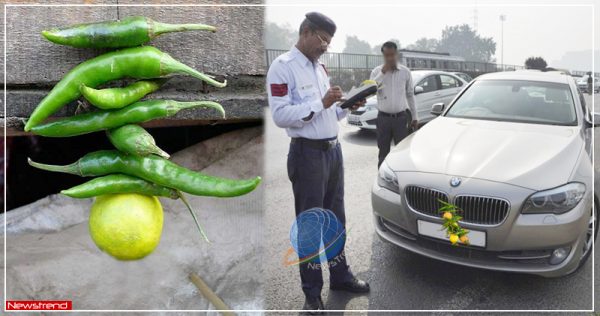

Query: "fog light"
left=549, top=247, right=571, bottom=265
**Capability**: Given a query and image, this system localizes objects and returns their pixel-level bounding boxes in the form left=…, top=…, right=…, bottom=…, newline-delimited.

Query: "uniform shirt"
left=370, top=63, right=417, bottom=119
left=267, top=46, right=347, bottom=140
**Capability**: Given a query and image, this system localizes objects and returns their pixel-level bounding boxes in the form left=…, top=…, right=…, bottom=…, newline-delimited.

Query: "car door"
left=414, top=75, right=442, bottom=123
left=439, top=74, right=464, bottom=105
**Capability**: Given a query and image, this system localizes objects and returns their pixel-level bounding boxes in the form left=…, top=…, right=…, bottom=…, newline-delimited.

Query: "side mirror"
left=585, top=112, right=600, bottom=127
left=414, top=86, right=424, bottom=95
left=431, top=103, right=445, bottom=116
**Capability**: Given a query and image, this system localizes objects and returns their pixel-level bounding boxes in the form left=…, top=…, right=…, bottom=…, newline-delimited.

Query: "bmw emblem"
left=450, top=177, right=461, bottom=187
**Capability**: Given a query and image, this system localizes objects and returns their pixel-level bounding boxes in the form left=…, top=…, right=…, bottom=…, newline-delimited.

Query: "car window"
left=440, top=75, right=461, bottom=89
left=455, top=73, right=471, bottom=83
left=445, top=80, right=577, bottom=126
left=416, top=75, right=440, bottom=93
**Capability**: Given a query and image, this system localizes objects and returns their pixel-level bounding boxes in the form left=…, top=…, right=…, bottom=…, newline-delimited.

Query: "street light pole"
left=500, top=14, right=506, bottom=71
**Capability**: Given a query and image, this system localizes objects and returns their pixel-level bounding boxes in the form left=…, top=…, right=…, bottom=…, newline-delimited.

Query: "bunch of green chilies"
left=26, top=17, right=262, bottom=243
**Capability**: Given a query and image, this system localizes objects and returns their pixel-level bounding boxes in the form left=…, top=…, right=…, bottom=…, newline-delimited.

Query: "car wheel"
left=573, top=196, right=598, bottom=272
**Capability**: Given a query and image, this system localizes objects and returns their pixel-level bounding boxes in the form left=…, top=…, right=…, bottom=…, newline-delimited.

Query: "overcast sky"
left=265, top=0, right=598, bottom=72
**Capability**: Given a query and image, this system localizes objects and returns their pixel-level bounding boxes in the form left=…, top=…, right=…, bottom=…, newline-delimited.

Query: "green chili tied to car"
left=107, top=124, right=170, bottom=158
left=24, top=46, right=227, bottom=131
left=80, top=79, right=166, bottom=110
left=42, top=16, right=216, bottom=49
left=30, top=100, right=225, bottom=137
left=28, top=150, right=262, bottom=198
left=62, top=174, right=210, bottom=242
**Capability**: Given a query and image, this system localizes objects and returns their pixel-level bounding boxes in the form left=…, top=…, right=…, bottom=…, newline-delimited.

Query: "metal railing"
left=265, top=49, right=598, bottom=90
left=266, top=49, right=524, bottom=72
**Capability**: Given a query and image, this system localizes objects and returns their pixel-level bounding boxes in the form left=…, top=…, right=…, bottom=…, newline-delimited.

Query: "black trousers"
left=376, top=111, right=409, bottom=167
left=287, top=139, right=353, bottom=298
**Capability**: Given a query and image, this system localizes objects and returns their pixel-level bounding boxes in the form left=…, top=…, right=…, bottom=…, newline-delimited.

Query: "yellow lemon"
left=89, top=193, right=163, bottom=260
left=449, top=234, right=459, bottom=244
left=442, top=212, right=453, bottom=220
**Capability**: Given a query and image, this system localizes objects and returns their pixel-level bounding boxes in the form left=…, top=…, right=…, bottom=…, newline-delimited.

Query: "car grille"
left=405, top=186, right=449, bottom=216
left=455, top=196, right=509, bottom=225
left=405, top=186, right=509, bottom=225
left=366, top=118, right=378, bottom=126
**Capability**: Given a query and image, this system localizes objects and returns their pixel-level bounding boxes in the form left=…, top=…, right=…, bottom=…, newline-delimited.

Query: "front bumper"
left=371, top=173, right=591, bottom=277
left=347, top=111, right=377, bottom=130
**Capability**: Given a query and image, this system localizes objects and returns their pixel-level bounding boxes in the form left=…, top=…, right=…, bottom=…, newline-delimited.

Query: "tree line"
left=265, top=22, right=551, bottom=69
left=265, top=22, right=496, bottom=63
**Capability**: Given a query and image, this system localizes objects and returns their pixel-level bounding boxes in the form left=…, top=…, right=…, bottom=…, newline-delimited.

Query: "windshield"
left=445, top=80, right=577, bottom=126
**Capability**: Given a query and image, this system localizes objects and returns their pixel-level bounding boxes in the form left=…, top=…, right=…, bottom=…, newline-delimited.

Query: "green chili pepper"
left=107, top=124, right=169, bottom=159
left=42, top=16, right=216, bottom=49
left=80, top=80, right=166, bottom=110
left=30, top=100, right=225, bottom=137
left=61, top=174, right=178, bottom=199
left=62, top=174, right=210, bottom=242
left=24, top=46, right=226, bottom=131
left=28, top=150, right=262, bottom=198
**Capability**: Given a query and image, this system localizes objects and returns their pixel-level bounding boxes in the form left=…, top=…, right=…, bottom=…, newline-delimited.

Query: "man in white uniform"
left=267, top=12, right=370, bottom=313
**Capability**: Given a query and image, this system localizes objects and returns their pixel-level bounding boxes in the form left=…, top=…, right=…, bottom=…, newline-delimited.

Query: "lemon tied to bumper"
left=89, top=193, right=163, bottom=260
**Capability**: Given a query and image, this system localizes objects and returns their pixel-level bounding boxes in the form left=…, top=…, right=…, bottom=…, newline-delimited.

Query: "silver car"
left=372, top=70, right=598, bottom=277
left=347, top=70, right=467, bottom=130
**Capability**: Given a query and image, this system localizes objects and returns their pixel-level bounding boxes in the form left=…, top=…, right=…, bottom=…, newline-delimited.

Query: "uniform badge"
left=270, top=83, right=288, bottom=97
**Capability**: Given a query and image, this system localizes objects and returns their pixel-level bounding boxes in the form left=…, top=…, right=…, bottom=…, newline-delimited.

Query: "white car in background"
left=346, top=70, right=467, bottom=130
left=452, top=72, right=474, bottom=83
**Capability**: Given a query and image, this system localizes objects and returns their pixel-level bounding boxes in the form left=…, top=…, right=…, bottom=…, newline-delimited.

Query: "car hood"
left=386, top=117, right=583, bottom=190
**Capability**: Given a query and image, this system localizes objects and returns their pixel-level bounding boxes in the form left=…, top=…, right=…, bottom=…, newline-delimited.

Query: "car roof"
left=476, top=70, right=570, bottom=84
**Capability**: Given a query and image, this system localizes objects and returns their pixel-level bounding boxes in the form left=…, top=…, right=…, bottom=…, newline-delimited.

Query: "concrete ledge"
left=1, top=2, right=267, bottom=133
left=4, top=3, right=265, bottom=84
left=2, top=75, right=267, bottom=133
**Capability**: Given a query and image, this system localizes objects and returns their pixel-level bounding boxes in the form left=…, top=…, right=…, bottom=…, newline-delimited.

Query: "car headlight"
left=521, top=182, right=586, bottom=214
left=377, top=162, right=399, bottom=194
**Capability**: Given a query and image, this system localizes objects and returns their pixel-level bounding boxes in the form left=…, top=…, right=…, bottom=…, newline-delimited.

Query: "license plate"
left=417, top=220, right=486, bottom=247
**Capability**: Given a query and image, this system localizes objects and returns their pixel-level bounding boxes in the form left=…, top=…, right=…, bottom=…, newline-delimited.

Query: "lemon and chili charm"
left=26, top=17, right=260, bottom=260
left=438, top=199, right=470, bottom=246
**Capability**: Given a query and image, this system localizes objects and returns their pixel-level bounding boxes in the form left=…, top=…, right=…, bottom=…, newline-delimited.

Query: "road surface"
left=264, top=93, right=598, bottom=313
